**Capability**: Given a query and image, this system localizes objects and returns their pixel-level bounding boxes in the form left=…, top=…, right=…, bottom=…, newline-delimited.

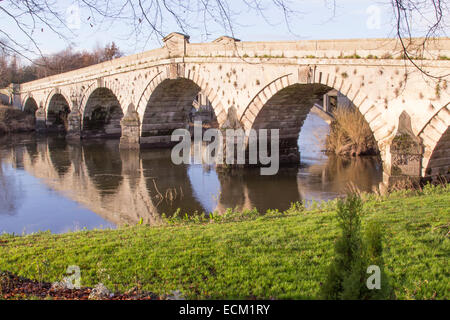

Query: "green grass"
left=0, top=185, right=449, bottom=300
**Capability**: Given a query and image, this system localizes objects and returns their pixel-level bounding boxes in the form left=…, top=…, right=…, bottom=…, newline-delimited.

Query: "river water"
left=0, top=114, right=382, bottom=234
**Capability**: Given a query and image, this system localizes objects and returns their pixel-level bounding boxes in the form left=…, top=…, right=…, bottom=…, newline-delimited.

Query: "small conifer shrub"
left=321, top=195, right=392, bottom=299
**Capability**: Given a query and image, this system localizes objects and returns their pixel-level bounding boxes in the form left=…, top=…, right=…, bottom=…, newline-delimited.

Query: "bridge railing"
left=186, top=37, right=450, bottom=59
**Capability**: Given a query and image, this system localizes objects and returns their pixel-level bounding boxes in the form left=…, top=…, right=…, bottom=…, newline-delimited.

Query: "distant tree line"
left=0, top=42, right=122, bottom=87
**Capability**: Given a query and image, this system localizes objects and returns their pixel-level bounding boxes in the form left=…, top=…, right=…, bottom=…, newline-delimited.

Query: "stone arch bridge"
left=11, top=33, right=450, bottom=185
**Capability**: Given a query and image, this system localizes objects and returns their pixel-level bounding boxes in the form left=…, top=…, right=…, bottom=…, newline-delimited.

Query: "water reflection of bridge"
left=1, top=135, right=381, bottom=226
left=4, top=137, right=198, bottom=226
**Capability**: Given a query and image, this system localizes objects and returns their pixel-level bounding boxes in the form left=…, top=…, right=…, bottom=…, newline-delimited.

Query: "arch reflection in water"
left=15, top=138, right=209, bottom=226
left=82, top=140, right=123, bottom=196
left=0, top=135, right=113, bottom=234
left=47, top=137, right=72, bottom=177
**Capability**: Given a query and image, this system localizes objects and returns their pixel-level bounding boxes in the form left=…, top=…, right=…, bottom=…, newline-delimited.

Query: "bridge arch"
left=23, top=96, right=38, bottom=116
left=46, top=92, right=71, bottom=132
left=136, top=68, right=226, bottom=146
left=79, top=80, right=125, bottom=115
left=45, top=89, right=72, bottom=112
left=240, top=70, right=382, bottom=164
left=136, top=67, right=227, bottom=130
left=241, top=71, right=384, bottom=139
left=81, top=87, right=124, bottom=138
left=419, top=105, right=450, bottom=179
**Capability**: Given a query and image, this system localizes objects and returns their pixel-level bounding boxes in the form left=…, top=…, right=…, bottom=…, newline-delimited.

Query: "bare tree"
left=0, top=42, right=124, bottom=85
left=0, top=1, right=74, bottom=62
left=391, top=0, right=449, bottom=79
left=0, top=0, right=297, bottom=62
left=102, top=42, right=122, bottom=61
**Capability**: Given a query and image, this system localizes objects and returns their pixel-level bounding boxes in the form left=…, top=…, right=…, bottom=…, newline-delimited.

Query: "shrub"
left=325, top=107, right=378, bottom=156
left=0, top=104, right=35, bottom=134
left=364, top=220, right=393, bottom=299
left=321, top=195, right=364, bottom=299
left=321, top=195, right=392, bottom=300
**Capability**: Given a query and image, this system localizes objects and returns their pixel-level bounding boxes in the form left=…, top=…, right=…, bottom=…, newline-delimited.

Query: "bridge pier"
left=119, top=106, right=141, bottom=150
left=216, top=131, right=300, bottom=171
left=35, top=107, right=47, bottom=133
left=279, top=138, right=301, bottom=165
left=214, top=105, right=303, bottom=170
left=381, top=112, right=423, bottom=188
left=120, top=148, right=141, bottom=179
left=66, top=107, right=82, bottom=140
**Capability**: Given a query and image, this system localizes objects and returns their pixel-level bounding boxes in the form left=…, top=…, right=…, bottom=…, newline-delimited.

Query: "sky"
left=0, top=0, right=447, bottom=61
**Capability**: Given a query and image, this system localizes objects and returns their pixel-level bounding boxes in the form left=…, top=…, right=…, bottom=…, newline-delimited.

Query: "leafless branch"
left=392, top=0, right=449, bottom=79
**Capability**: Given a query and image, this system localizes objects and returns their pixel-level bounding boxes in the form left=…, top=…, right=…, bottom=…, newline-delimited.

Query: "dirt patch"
left=0, top=271, right=162, bottom=300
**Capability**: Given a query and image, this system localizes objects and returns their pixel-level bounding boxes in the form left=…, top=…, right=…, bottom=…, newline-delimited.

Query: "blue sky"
left=1, top=0, right=444, bottom=58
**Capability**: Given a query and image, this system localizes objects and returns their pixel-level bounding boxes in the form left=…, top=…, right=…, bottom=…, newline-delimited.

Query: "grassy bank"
left=0, top=104, right=35, bottom=134
left=1, top=185, right=449, bottom=300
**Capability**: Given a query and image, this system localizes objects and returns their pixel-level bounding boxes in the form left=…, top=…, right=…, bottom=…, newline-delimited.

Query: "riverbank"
left=0, top=104, right=34, bottom=134
left=1, top=184, right=449, bottom=300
